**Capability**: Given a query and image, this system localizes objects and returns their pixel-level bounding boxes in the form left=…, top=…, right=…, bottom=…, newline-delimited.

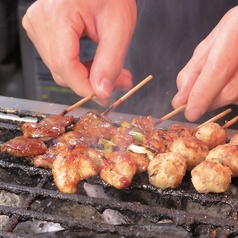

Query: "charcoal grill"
left=0, top=96, right=238, bottom=238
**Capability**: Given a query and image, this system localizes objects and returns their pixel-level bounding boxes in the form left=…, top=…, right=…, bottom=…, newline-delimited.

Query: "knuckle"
left=223, top=81, right=238, bottom=103
left=209, top=58, right=231, bottom=76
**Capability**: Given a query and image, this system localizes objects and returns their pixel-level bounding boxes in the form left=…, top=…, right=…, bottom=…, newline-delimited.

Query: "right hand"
left=22, top=0, right=137, bottom=105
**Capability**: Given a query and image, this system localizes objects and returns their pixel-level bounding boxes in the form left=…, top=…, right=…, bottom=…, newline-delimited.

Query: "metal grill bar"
left=2, top=176, right=49, bottom=232
left=0, top=206, right=186, bottom=238
left=0, top=180, right=238, bottom=235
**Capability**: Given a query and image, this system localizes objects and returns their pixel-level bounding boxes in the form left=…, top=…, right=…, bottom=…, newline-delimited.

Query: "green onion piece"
left=120, top=120, right=131, bottom=128
left=97, top=138, right=116, bottom=153
left=129, top=130, right=143, bottom=142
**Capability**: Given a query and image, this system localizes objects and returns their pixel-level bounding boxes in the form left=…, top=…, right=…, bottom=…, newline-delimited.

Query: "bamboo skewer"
left=222, top=115, right=238, bottom=129
left=195, top=108, right=232, bottom=129
left=60, top=93, right=96, bottom=115
left=154, top=104, right=187, bottom=126
left=101, top=75, right=153, bottom=116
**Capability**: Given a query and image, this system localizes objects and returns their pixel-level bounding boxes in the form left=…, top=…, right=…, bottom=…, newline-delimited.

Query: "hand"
left=22, top=0, right=137, bottom=105
left=172, top=6, right=238, bottom=122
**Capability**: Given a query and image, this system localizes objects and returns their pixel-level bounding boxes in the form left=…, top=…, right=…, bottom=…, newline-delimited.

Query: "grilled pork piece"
left=20, top=114, right=74, bottom=141
left=193, top=122, right=227, bottom=150
left=191, top=160, right=232, bottom=193
left=1, top=136, right=47, bottom=157
left=147, top=152, right=187, bottom=189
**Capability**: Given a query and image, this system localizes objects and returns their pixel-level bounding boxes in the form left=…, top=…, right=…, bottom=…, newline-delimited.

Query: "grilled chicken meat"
left=131, top=115, right=154, bottom=134
left=52, top=143, right=103, bottom=193
left=1, top=136, right=47, bottom=157
left=143, top=124, right=192, bottom=153
left=28, top=131, right=83, bottom=168
left=72, top=112, right=114, bottom=147
left=100, top=151, right=150, bottom=189
left=20, top=114, right=74, bottom=141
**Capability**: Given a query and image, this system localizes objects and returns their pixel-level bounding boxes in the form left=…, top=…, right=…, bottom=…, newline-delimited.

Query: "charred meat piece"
left=20, top=114, right=74, bottom=141
left=52, top=143, right=103, bottom=193
left=1, top=136, right=47, bottom=157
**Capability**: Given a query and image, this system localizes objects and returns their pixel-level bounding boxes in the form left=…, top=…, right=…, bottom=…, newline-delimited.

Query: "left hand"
left=172, top=6, right=238, bottom=122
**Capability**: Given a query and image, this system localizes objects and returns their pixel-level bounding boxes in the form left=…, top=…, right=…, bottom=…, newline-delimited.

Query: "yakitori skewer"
left=101, top=75, right=153, bottom=116
left=196, top=108, right=232, bottom=129
left=222, top=115, right=238, bottom=129
left=60, top=93, right=96, bottom=115
left=154, top=104, right=187, bottom=126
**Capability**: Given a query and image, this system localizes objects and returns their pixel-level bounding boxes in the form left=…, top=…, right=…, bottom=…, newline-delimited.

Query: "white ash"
left=0, top=190, right=23, bottom=229
left=15, top=220, right=64, bottom=234
left=83, top=182, right=132, bottom=225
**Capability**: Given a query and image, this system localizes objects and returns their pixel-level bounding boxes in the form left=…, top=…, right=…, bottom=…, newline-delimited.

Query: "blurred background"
left=0, top=0, right=98, bottom=107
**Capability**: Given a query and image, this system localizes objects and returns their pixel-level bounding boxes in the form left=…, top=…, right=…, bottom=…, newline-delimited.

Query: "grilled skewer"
left=101, top=75, right=153, bottom=115
left=60, top=93, right=96, bottom=115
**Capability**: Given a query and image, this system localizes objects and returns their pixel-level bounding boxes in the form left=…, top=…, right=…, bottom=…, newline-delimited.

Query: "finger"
left=89, top=4, right=136, bottom=99
left=113, top=69, right=133, bottom=91
left=208, top=66, right=238, bottom=110
left=45, top=5, right=96, bottom=97
left=172, top=25, right=219, bottom=109
left=184, top=25, right=238, bottom=122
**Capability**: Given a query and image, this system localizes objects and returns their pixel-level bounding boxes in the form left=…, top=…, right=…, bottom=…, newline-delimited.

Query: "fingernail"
left=185, top=108, right=203, bottom=122
left=99, top=77, right=113, bottom=98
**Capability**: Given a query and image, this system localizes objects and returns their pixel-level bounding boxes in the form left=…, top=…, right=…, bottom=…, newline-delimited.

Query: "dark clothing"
left=115, top=0, right=238, bottom=126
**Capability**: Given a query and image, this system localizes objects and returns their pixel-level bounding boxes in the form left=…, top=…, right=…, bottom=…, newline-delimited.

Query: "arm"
left=172, top=6, right=238, bottom=122
left=22, top=0, right=137, bottom=105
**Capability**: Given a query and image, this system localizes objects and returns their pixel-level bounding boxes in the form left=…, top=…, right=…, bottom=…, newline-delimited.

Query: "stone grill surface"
left=0, top=97, right=238, bottom=237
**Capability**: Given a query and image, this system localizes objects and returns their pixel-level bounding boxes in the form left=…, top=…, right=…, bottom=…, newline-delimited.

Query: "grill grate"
left=0, top=106, right=238, bottom=237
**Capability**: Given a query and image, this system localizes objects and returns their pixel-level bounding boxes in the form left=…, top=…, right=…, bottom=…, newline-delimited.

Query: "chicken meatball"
left=229, top=134, right=238, bottom=145
left=147, top=152, right=187, bottom=189
left=206, top=144, right=238, bottom=177
left=191, top=160, right=232, bottom=194
left=168, top=136, right=209, bottom=171
left=193, top=122, right=227, bottom=150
